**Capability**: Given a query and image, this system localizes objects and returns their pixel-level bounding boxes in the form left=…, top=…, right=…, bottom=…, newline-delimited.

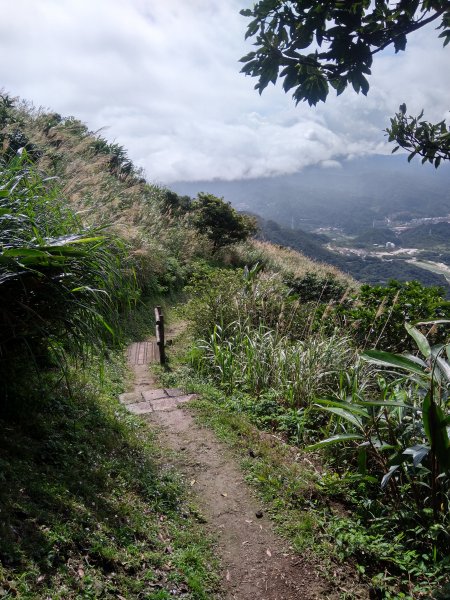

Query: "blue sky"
left=0, top=0, right=449, bottom=183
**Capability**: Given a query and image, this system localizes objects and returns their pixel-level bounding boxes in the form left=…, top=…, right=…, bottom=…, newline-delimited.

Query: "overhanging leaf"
left=313, top=405, right=363, bottom=429
left=381, top=464, right=401, bottom=489
left=403, top=444, right=430, bottom=468
left=307, top=433, right=363, bottom=450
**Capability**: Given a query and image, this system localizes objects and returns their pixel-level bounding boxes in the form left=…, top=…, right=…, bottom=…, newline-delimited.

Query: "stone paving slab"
left=151, top=397, right=179, bottom=411
left=142, top=389, right=169, bottom=402
left=119, top=392, right=142, bottom=405
left=165, top=388, right=185, bottom=398
left=122, top=340, right=196, bottom=414
left=127, top=401, right=154, bottom=414
left=148, top=394, right=197, bottom=412
left=125, top=393, right=197, bottom=415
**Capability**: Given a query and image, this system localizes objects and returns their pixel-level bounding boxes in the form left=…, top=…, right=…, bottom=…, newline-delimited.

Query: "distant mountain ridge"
left=399, top=222, right=450, bottom=248
left=171, top=154, right=450, bottom=234
left=255, top=216, right=449, bottom=292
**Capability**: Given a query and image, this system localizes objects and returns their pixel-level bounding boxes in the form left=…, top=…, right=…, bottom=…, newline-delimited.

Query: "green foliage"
left=326, top=515, right=450, bottom=598
left=0, top=94, right=42, bottom=163
left=185, top=260, right=297, bottom=338
left=336, top=280, right=450, bottom=352
left=183, top=263, right=450, bottom=594
left=362, top=324, right=450, bottom=497
left=284, top=271, right=348, bottom=303
left=240, top=2, right=450, bottom=167
left=240, top=1, right=450, bottom=106
left=387, top=104, right=450, bottom=168
left=0, top=352, right=218, bottom=599
left=90, top=137, right=135, bottom=180
left=161, top=189, right=192, bottom=215
left=196, top=322, right=354, bottom=410
left=0, top=154, right=137, bottom=397
left=310, top=321, right=450, bottom=593
left=190, top=193, right=257, bottom=251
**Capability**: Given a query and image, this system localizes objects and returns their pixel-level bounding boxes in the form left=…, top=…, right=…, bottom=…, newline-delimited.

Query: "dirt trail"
left=120, top=330, right=329, bottom=599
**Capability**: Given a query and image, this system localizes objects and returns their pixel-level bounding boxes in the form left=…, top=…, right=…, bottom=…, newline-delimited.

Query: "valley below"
left=173, top=155, right=450, bottom=293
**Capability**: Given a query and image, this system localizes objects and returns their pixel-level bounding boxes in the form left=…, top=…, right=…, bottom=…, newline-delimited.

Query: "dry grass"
left=237, top=239, right=356, bottom=287
left=6, top=97, right=354, bottom=289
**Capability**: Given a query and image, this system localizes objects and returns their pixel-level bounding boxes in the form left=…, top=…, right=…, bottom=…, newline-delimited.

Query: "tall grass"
left=2, top=96, right=210, bottom=282
left=195, top=320, right=354, bottom=408
left=0, top=153, right=137, bottom=399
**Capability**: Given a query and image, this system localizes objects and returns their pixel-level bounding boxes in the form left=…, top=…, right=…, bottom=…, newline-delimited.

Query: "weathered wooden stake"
left=155, top=306, right=166, bottom=366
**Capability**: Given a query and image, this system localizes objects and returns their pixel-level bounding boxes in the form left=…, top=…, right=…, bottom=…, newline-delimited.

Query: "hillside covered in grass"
left=0, top=93, right=355, bottom=599
left=2, top=93, right=450, bottom=599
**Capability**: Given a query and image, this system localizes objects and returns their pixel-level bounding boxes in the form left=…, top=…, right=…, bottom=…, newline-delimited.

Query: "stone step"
left=119, top=392, right=142, bottom=405
left=126, top=393, right=197, bottom=414
left=127, top=401, right=154, bottom=415
left=142, top=389, right=168, bottom=402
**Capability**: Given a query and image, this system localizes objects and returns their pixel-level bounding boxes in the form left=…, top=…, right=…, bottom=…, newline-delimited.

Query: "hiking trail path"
left=119, top=329, right=337, bottom=600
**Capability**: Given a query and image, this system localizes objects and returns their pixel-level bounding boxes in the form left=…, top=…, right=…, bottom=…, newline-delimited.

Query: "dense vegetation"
left=2, top=92, right=450, bottom=599
left=171, top=262, right=450, bottom=598
left=0, top=94, right=233, bottom=598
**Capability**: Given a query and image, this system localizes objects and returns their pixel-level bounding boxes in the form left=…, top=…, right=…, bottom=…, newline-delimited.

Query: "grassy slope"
left=0, top=99, right=221, bottom=598
left=0, top=96, right=358, bottom=598
left=0, top=353, right=218, bottom=599
left=5, top=98, right=355, bottom=291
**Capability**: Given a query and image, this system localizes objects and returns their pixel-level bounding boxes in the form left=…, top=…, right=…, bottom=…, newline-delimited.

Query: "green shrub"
left=310, top=322, right=450, bottom=593
left=190, top=193, right=257, bottom=252
left=196, top=320, right=355, bottom=411
left=185, top=260, right=314, bottom=340
left=0, top=154, right=137, bottom=398
left=284, top=271, right=349, bottom=303
left=335, top=280, right=450, bottom=352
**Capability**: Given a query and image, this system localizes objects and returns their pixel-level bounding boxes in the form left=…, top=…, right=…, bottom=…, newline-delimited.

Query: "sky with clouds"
left=0, top=0, right=449, bottom=183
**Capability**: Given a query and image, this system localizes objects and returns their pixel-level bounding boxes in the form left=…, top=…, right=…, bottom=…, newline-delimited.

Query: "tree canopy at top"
left=240, top=0, right=450, bottom=106
left=240, top=1, right=450, bottom=166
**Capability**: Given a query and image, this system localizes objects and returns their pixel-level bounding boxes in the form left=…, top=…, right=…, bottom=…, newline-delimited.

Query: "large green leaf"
left=314, top=398, right=369, bottom=417
left=405, top=322, right=431, bottom=359
left=422, top=393, right=450, bottom=473
left=436, top=356, right=450, bottom=383
left=415, top=320, right=450, bottom=327
left=358, top=400, right=412, bottom=409
left=42, top=235, right=104, bottom=247
left=308, top=433, right=363, bottom=450
left=362, top=350, right=428, bottom=377
left=313, top=405, right=363, bottom=429
left=403, top=444, right=430, bottom=468
left=2, top=248, right=50, bottom=258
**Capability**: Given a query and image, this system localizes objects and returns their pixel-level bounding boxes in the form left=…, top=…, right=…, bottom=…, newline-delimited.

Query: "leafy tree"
left=191, top=193, right=257, bottom=251
left=387, top=103, right=450, bottom=168
left=240, top=1, right=450, bottom=163
left=162, top=189, right=192, bottom=214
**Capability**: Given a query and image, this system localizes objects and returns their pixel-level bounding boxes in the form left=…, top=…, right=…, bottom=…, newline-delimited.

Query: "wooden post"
left=155, top=306, right=166, bottom=366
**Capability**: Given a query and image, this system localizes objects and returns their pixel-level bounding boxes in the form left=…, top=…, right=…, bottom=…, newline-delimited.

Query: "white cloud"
left=0, top=0, right=448, bottom=182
